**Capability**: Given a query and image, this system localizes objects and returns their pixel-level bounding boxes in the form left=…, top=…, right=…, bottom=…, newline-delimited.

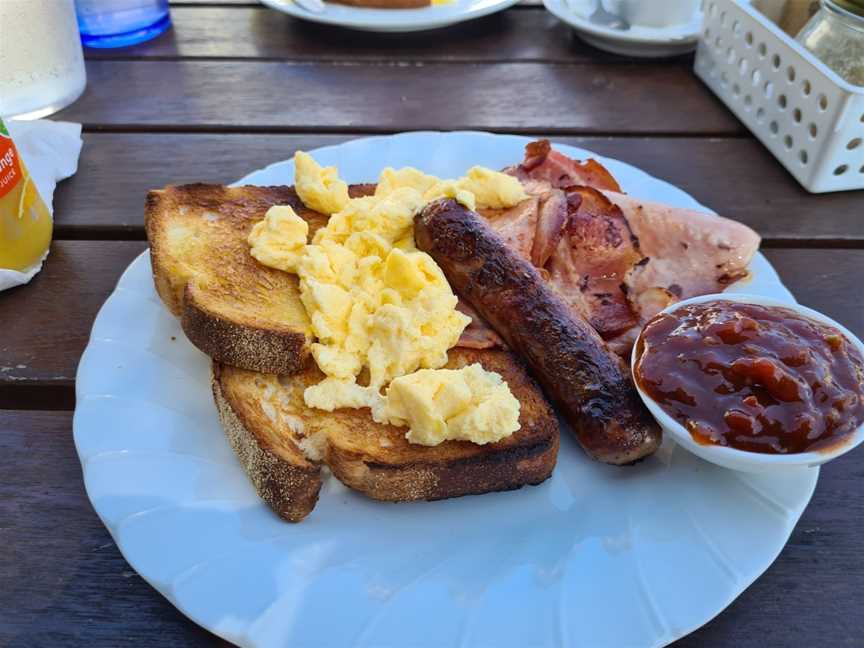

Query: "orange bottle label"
left=0, top=124, right=23, bottom=200
left=0, top=118, right=53, bottom=271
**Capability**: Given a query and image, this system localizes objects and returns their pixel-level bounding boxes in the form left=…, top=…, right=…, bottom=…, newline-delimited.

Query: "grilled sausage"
left=415, top=198, right=661, bottom=465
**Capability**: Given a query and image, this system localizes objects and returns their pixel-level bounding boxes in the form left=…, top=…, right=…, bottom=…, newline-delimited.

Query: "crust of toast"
left=212, top=364, right=322, bottom=522
left=183, top=283, right=309, bottom=375
left=145, top=183, right=375, bottom=375
left=212, top=348, right=559, bottom=519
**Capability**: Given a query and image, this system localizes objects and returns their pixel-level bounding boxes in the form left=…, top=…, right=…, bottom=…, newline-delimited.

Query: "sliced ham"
left=605, top=327, right=640, bottom=358
left=630, top=286, right=679, bottom=322
left=455, top=299, right=505, bottom=350
left=478, top=197, right=539, bottom=263
left=602, top=190, right=761, bottom=300
left=506, top=139, right=621, bottom=192
left=603, top=288, right=678, bottom=356
left=478, top=186, right=569, bottom=271
left=546, top=187, right=642, bottom=340
left=531, top=188, right=568, bottom=268
left=481, top=139, right=762, bottom=359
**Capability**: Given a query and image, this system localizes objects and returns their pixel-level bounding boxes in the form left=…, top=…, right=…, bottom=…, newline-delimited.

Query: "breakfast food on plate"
left=147, top=184, right=334, bottom=374
left=248, top=154, right=533, bottom=432
left=635, top=300, right=864, bottom=454
left=213, top=347, right=558, bottom=521
left=416, top=198, right=661, bottom=465
left=145, top=138, right=766, bottom=520
left=496, top=140, right=762, bottom=356
left=147, top=156, right=560, bottom=521
left=505, top=139, right=623, bottom=193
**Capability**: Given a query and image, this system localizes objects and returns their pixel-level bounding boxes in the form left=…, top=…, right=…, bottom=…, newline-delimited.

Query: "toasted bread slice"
left=145, top=183, right=373, bottom=375
left=212, top=348, right=559, bottom=522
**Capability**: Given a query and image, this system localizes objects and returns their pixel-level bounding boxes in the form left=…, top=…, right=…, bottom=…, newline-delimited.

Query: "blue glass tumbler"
left=76, top=0, right=171, bottom=49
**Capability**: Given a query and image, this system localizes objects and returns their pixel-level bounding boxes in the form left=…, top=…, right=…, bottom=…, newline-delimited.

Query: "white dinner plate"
left=74, top=131, right=817, bottom=648
left=259, top=0, right=519, bottom=32
left=542, top=0, right=702, bottom=58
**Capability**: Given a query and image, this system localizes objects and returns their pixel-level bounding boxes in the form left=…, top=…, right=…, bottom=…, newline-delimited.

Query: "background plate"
left=542, top=0, right=700, bottom=58
left=259, top=0, right=520, bottom=32
left=74, top=131, right=817, bottom=648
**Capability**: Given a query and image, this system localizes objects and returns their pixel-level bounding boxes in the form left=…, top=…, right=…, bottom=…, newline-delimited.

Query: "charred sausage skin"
left=415, top=198, right=661, bottom=465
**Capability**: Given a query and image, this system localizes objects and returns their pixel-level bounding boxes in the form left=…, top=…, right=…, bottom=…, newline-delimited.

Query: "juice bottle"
left=0, top=118, right=53, bottom=271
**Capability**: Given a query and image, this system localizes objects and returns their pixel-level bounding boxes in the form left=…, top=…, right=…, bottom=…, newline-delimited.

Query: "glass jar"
left=0, top=0, right=87, bottom=119
left=796, top=0, right=864, bottom=85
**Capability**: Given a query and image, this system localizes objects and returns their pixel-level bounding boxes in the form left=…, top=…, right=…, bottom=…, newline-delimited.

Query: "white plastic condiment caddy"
left=694, top=0, right=864, bottom=193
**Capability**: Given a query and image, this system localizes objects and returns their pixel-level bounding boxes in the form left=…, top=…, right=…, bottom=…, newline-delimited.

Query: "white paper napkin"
left=0, top=119, right=83, bottom=291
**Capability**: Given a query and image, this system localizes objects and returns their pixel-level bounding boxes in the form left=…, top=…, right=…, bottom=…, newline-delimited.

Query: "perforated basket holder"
left=695, top=0, right=864, bottom=193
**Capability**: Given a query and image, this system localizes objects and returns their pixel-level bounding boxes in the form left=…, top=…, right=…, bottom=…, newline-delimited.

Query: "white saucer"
left=543, top=0, right=702, bottom=58
left=260, top=0, right=520, bottom=33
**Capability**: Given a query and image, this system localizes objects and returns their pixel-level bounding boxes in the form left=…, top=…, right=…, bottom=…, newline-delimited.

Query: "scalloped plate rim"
left=74, top=131, right=818, bottom=648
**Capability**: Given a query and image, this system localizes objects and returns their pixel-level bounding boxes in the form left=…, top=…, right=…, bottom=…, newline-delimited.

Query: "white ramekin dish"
left=631, top=293, right=864, bottom=473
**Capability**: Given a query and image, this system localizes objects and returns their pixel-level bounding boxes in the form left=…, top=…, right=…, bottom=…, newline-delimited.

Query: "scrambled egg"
left=294, top=151, right=350, bottom=215
left=248, top=205, right=308, bottom=272
left=373, top=165, right=528, bottom=212
left=458, top=166, right=530, bottom=208
left=382, top=364, right=521, bottom=446
left=249, top=151, right=528, bottom=445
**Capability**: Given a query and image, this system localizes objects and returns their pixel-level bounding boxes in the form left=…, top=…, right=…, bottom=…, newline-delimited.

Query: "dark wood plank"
left=577, top=137, right=864, bottom=247
left=673, top=446, right=864, bottom=646
left=761, top=249, right=864, bottom=336
left=0, top=241, right=147, bottom=409
left=85, top=6, right=629, bottom=63
left=53, top=133, right=350, bottom=237
left=53, top=132, right=864, bottom=243
left=1, top=243, right=861, bottom=408
left=0, top=410, right=218, bottom=647
left=1, top=409, right=861, bottom=647
left=57, top=60, right=740, bottom=134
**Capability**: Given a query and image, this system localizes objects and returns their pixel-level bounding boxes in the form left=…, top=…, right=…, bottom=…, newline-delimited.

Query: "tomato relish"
left=634, top=301, right=864, bottom=454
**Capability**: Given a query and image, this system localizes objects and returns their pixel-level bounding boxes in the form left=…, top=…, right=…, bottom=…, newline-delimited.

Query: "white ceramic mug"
left=606, top=0, right=702, bottom=28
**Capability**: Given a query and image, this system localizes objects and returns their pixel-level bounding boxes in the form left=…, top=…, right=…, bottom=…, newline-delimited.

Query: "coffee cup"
left=604, top=0, right=702, bottom=28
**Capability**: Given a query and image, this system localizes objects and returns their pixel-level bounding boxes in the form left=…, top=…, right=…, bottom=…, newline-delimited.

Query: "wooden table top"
left=2, top=2, right=862, bottom=646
